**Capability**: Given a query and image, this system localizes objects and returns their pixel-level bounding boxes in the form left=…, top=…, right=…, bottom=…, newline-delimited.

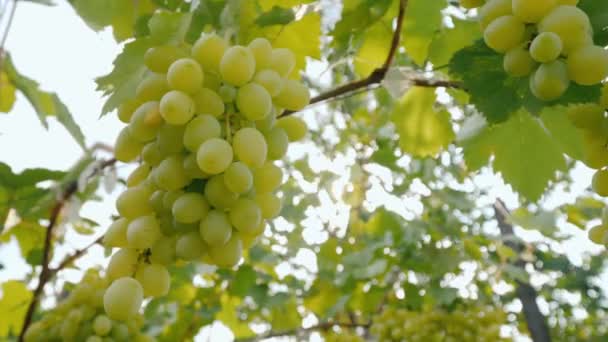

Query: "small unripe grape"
left=593, top=169, right=608, bottom=196
left=196, top=138, right=234, bottom=174
left=135, top=263, right=170, bottom=297
left=176, top=232, right=206, bottom=260
left=183, top=114, right=221, bottom=152
left=273, top=79, right=310, bottom=111
left=136, top=73, right=168, bottom=102
left=223, top=162, right=253, bottom=194
left=248, top=38, right=273, bottom=70
left=167, top=58, right=204, bottom=94
left=154, top=155, right=190, bottom=191
left=503, top=48, right=536, bottom=77
left=144, top=45, right=188, bottom=73
left=236, top=83, right=272, bottom=121
left=103, top=218, right=130, bottom=248
left=483, top=15, right=526, bottom=53
left=233, top=128, right=267, bottom=168
left=192, top=34, right=229, bottom=72
left=276, top=116, right=307, bottom=141
left=220, top=46, right=256, bottom=86
left=255, top=192, right=282, bottom=219
left=103, top=277, right=143, bottom=321
left=266, top=127, right=289, bottom=160
left=127, top=215, right=161, bottom=249
left=172, top=192, right=209, bottom=223
left=530, top=60, right=570, bottom=101
left=208, top=235, right=242, bottom=268
left=254, top=69, right=284, bottom=97
left=204, top=175, right=238, bottom=209
left=512, top=0, right=557, bottom=23
left=192, top=88, right=225, bottom=117
left=115, top=127, right=144, bottom=162
left=159, top=90, right=195, bottom=125
left=567, top=45, right=608, bottom=85
left=199, top=210, right=233, bottom=246
left=93, top=315, right=112, bottom=336
left=229, top=198, right=262, bottom=234
left=106, top=248, right=139, bottom=281
left=479, top=0, right=512, bottom=29
left=530, top=32, right=563, bottom=63
left=253, top=162, right=283, bottom=193
left=270, top=48, right=296, bottom=77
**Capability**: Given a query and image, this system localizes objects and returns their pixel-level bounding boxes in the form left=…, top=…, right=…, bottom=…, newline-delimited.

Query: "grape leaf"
left=401, top=0, right=446, bottom=66
left=540, top=106, right=585, bottom=161
left=0, top=221, right=45, bottom=260
left=255, top=6, right=295, bottom=27
left=0, top=281, right=32, bottom=338
left=428, top=18, right=481, bottom=67
left=354, top=20, right=392, bottom=76
left=185, top=0, right=226, bottom=43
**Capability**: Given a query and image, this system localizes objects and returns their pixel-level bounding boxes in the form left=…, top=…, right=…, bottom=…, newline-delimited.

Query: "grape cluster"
left=479, top=0, right=608, bottom=101
left=104, top=34, right=309, bottom=322
left=23, top=269, right=152, bottom=342
left=370, top=307, right=508, bottom=342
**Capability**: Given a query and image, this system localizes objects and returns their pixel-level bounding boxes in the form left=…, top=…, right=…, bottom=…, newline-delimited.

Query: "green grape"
left=567, top=45, right=608, bottom=85
left=167, top=58, right=204, bottom=94
left=127, top=215, right=161, bottom=249
left=248, top=37, right=273, bottom=70
left=266, top=127, right=289, bottom=160
left=512, top=0, right=557, bottom=23
left=86, top=336, right=103, bottom=342
left=583, top=133, right=608, bottom=169
left=220, top=46, right=256, bottom=86
left=117, top=99, right=141, bottom=123
left=479, top=0, right=512, bottom=29
left=93, top=315, right=112, bottom=336
left=199, top=210, right=233, bottom=246
left=126, top=163, right=151, bottom=188
left=273, top=79, right=310, bottom=111
left=150, top=235, right=177, bottom=265
left=135, top=73, right=168, bottom=102
left=142, top=141, right=163, bottom=166
left=144, top=45, right=188, bottom=73
left=106, top=248, right=139, bottom=281
left=593, top=169, right=608, bottom=196
left=204, top=72, right=222, bottom=91
left=162, top=190, right=184, bottom=211
left=115, top=127, right=144, bottom=162
left=538, top=5, right=593, bottom=54
left=219, top=84, right=237, bottom=103
left=183, top=153, right=208, bottom=179
left=149, top=190, right=166, bottom=213
left=223, top=162, right=253, bottom=194
left=135, top=264, right=170, bottom=297
left=254, top=69, right=284, bottom=97
left=172, top=192, right=209, bottom=223
left=129, top=102, right=163, bottom=142
left=530, top=60, right=570, bottom=101
left=270, top=48, right=296, bottom=77
left=104, top=277, right=143, bottom=321
left=196, top=138, right=234, bottom=174
left=103, top=218, right=130, bottom=248
left=111, top=323, right=130, bottom=341
left=530, top=32, right=563, bottom=63
left=588, top=224, right=608, bottom=244
left=253, top=162, right=283, bottom=193
left=229, top=198, right=262, bottom=234
left=60, top=319, right=79, bottom=341
left=176, top=232, right=206, bottom=260
left=255, top=192, right=282, bottom=219
left=233, top=128, right=267, bottom=168
left=276, top=116, right=307, bottom=141
left=154, top=155, right=190, bottom=191
left=159, top=90, right=195, bottom=125
left=116, top=185, right=154, bottom=219
left=192, top=88, right=225, bottom=117
left=255, top=107, right=277, bottom=133
left=204, top=175, right=238, bottom=209
left=483, top=15, right=526, bottom=53
left=191, top=33, right=228, bottom=72
left=566, top=103, right=605, bottom=129
left=208, top=235, right=242, bottom=268
left=172, top=219, right=198, bottom=234
left=236, top=83, right=272, bottom=121
left=503, top=47, right=536, bottom=77
left=183, top=114, right=221, bottom=152
left=242, top=220, right=266, bottom=239
left=157, top=124, right=185, bottom=155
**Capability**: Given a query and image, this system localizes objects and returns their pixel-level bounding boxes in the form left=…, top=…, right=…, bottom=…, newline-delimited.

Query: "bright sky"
left=0, top=2, right=605, bottom=342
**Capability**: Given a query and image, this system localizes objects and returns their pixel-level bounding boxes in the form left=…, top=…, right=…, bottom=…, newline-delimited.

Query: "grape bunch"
left=370, top=307, right=508, bottom=342
left=479, top=0, right=608, bottom=101
left=23, top=269, right=152, bottom=342
left=103, top=34, right=309, bottom=322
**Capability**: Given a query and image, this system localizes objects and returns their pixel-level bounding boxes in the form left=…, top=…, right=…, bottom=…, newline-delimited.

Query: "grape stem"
left=281, top=0, right=462, bottom=117
left=18, top=157, right=117, bottom=342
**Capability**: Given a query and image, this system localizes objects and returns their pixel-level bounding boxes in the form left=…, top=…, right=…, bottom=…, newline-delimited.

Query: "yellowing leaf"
left=391, top=87, right=455, bottom=157
left=402, top=0, right=445, bottom=65
left=0, top=72, right=16, bottom=113
left=354, top=21, right=392, bottom=76
left=0, top=221, right=45, bottom=260
left=0, top=280, right=32, bottom=338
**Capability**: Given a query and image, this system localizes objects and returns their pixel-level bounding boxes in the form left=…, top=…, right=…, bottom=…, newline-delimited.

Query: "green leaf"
left=428, top=18, right=481, bottom=67
left=229, top=265, right=257, bottom=297
left=509, top=207, right=559, bottom=237
left=185, top=0, right=226, bottom=43
left=0, top=281, right=32, bottom=338
left=0, top=221, right=46, bottom=259
left=540, top=106, right=585, bottom=161
left=0, top=162, right=65, bottom=189
left=579, top=0, right=608, bottom=46
left=391, top=87, right=455, bottom=157
left=255, top=6, right=295, bottom=27
left=503, top=264, right=530, bottom=283
left=50, top=94, right=86, bottom=149
left=354, top=20, right=392, bottom=76
left=401, top=0, right=445, bottom=65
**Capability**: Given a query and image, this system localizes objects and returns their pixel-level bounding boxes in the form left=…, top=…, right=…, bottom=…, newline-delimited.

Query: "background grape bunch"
left=103, top=33, right=309, bottom=322
left=477, top=0, right=608, bottom=101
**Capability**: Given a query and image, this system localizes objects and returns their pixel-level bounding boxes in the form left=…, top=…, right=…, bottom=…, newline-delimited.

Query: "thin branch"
left=50, top=235, right=103, bottom=274
left=235, top=322, right=370, bottom=342
left=0, top=0, right=16, bottom=50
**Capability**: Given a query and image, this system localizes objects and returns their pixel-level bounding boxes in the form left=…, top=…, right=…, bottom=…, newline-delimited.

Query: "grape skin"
left=229, top=198, right=262, bottom=234
left=199, top=210, right=233, bottom=246
left=135, top=264, right=170, bottom=297
left=196, top=138, right=234, bottom=174
left=126, top=215, right=161, bottom=249
left=483, top=15, right=526, bottom=53
left=567, top=45, right=608, bottom=85
left=530, top=60, right=570, bottom=101
left=220, top=46, right=256, bottom=86
left=236, top=83, right=273, bottom=121
left=512, top=0, right=557, bottom=23
left=172, top=192, right=209, bottom=224
left=103, top=277, right=143, bottom=321
left=191, top=34, right=228, bottom=72
left=167, top=58, right=204, bottom=94
left=183, top=114, right=221, bottom=152
left=270, top=48, right=296, bottom=77
left=248, top=38, right=273, bottom=70
left=479, top=0, right=512, bottom=29
left=503, top=48, right=536, bottom=77
left=530, top=32, right=563, bottom=63
left=106, top=249, right=139, bottom=281
left=159, top=90, right=195, bottom=125
left=232, top=128, right=268, bottom=168
left=223, top=162, right=253, bottom=194
left=538, top=5, right=593, bottom=54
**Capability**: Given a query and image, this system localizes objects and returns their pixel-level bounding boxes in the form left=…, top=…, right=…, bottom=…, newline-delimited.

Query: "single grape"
left=142, top=141, right=164, bottom=166
left=197, top=138, right=234, bottom=174
left=176, top=232, right=206, bottom=260
left=223, top=162, right=253, bottom=194
left=538, top=5, right=593, bottom=54
left=530, top=60, right=570, bottom=101
left=255, top=192, right=282, bottom=219
left=191, top=34, right=228, bottom=72
left=253, top=162, right=283, bottom=193
left=255, top=107, right=277, bottom=133
left=236, top=83, right=272, bottom=121
left=219, top=84, right=237, bottom=103
left=117, top=99, right=141, bottom=123
left=93, top=315, right=112, bottom=336
left=270, top=48, right=296, bottom=77
left=254, top=69, right=284, bottom=97
left=103, top=218, right=130, bottom=248
left=172, top=192, right=209, bottom=224
left=588, top=224, right=608, bottom=244
left=106, top=248, right=139, bottom=281
left=167, top=58, right=204, bottom=94
left=567, top=45, right=608, bottom=85
left=566, top=103, right=605, bottom=129
left=276, top=116, right=307, bottom=141
left=150, top=235, right=177, bottom=265
left=229, top=198, right=262, bottom=234
left=159, top=90, right=195, bottom=125
left=157, top=124, right=186, bottom=155
left=114, top=127, right=144, bottom=162
left=149, top=189, right=166, bottom=213
left=530, top=32, right=563, bottom=63
left=116, top=185, right=154, bottom=219
left=183, top=114, right=221, bottom=152
left=593, top=169, right=608, bottom=196
left=483, top=15, right=526, bottom=53
left=503, top=48, right=536, bottom=77
left=478, top=0, right=512, bottom=29
left=154, top=155, right=190, bottom=191
left=199, top=210, right=233, bottom=246
left=248, top=37, right=273, bottom=70
left=204, top=174, right=238, bottom=209
left=126, top=163, right=151, bottom=188
left=266, top=127, right=289, bottom=160
left=144, top=45, right=188, bottom=73
left=208, top=235, right=242, bottom=268
left=103, top=277, right=143, bottom=321
left=135, top=263, right=170, bottom=297
left=582, top=133, right=608, bottom=169
left=129, top=101, right=163, bottom=142
left=127, top=215, right=161, bottom=249
left=183, top=152, right=208, bottom=179
left=192, top=88, right=225, bottom=117
left=162, top=190, right=184, bottom=211
left=220, top=46, right=256, bottom=86
left=232, top=127, right=267, bottom=168
left=273, top=79, right=310, bottom=111
left=135, top=73, right=168, bottom=102
left=512, top=0, right=557, bottom=23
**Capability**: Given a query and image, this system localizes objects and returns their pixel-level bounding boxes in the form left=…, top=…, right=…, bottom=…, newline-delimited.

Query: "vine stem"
left=18, top=158, right=117, bottom=342
left=281, top=0, right=462, bottom=117
left=235, top=322, right=371, bottom=342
